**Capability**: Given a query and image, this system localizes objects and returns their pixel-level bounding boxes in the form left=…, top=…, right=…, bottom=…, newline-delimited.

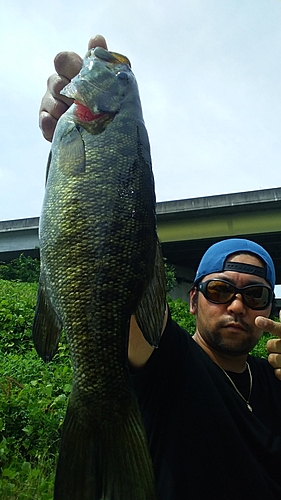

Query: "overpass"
left=1, top=187, right=281, bottom=297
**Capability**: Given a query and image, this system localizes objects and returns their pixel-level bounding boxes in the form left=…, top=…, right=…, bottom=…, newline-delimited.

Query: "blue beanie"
left=194, top=238, right=276, bottom=290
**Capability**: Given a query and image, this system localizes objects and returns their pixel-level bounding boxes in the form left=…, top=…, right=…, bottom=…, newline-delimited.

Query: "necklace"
left=220, top=362, right=253, bottom=412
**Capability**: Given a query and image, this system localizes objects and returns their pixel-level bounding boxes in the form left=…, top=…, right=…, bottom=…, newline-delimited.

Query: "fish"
left=32, top=47, right=166, bottom=500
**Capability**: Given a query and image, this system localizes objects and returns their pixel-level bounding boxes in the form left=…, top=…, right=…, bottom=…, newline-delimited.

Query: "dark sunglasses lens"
left=204, top=281, right=272, bottom=309
left=243, top=286, right=271, bottom=309
left=206, top=281, right=234, bottom=303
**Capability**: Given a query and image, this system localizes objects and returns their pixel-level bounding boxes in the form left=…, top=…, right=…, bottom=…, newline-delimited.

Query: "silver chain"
left=220, top=362, right=253, bottom=411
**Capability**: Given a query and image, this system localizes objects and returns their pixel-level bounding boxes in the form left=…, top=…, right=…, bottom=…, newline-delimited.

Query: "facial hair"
left=200, top=316, right=257, bottom=357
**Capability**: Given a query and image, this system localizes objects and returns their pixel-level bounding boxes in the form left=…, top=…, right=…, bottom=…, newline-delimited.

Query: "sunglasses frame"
left=197, top=279, right=273, bottom=310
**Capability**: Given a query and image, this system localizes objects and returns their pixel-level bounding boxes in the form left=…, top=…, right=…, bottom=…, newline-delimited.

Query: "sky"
left=1, top=0, right=281, bottom=223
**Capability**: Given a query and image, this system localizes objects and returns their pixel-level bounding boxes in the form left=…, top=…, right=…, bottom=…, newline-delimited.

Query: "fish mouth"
left=61, top=78, right=108, bottom=102
left=61, top=82, right=111, bottom=123
left=74, top=100, right=109, bottom=122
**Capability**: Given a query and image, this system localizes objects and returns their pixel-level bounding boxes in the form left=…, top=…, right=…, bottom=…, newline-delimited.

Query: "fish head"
left=61, top=47, right=137, bottom=122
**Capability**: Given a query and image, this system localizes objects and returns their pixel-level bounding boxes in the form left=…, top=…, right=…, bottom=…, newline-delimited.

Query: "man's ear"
left=189, top=288, right=198, bottom=315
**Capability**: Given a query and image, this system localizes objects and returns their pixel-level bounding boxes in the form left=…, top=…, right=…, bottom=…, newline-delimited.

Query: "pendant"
left=247, top=403, right=252, bottom=411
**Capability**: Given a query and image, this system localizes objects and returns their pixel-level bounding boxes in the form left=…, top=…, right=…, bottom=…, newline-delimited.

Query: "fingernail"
left=256, top=317, right=267, bottom=328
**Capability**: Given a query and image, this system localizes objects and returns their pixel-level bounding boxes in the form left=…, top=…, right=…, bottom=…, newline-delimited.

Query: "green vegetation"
left=0, top=279, right=72, bottom=499
left=0, top=254, right=40, bottom=283
left=164, top=260, right=177, bottom=294
left=0, top=256, right=278, bottom=497
left=250, top=331, right=275, bottom=359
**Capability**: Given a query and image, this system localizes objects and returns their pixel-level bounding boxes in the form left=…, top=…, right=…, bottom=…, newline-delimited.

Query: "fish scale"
left=33, top=47, right=166, bottom=499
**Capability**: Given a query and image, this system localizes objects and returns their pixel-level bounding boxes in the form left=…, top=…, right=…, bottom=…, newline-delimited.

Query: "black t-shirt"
left=131, top=312, right=281, bottom=500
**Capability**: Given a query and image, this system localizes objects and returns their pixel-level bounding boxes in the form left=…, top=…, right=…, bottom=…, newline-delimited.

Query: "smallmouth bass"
left=32, top=47, right=166, bottom=500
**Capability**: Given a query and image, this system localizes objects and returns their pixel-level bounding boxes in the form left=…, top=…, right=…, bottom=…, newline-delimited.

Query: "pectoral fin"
left=135, top=240, right=166, bottom=347
left=58, top=125, right=86, bottom=175
left=32, top=274, right=63, bottom=362
left=45, top=151, right=52, bottom=185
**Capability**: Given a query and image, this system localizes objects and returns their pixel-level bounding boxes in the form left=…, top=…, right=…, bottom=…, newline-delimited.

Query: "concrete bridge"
left=1, top=187, right=281, bottom=299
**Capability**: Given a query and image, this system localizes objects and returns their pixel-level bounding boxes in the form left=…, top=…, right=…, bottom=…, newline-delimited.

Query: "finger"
left=88, top=34, right=108, bottom=50
left=39, top=111, right=57, bottom=142
left=39, top=74, right=73, bottom=118
left=39, top=75, right=70, bottom=122
left=268, top=352, right=281, bottom=368
left=267, top=354, right=281, bottom=380
left=255, top=316, right=281, bottom=338
left=273, top=368, right=281, bottom=381
left=54, top=51, right=83, bottom=80
left=39, top=75, right=72, bottom=141
left=267, top=338, right=281, bottom=354
left=39, top=98, right=69, bottom=141
left=46, top=73, right=74, bottom=106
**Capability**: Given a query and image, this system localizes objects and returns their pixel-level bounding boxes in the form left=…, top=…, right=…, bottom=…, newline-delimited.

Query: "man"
left=40, top=35, right=281, bottom=499
left=129, top=238, right=281, bottom=499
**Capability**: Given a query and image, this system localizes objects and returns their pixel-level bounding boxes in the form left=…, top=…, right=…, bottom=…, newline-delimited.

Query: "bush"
left=0, top=255, right=40, bottom=283
left=164, top=260, right=177, bottom=293
left=167, top=296, right=196, bottom=334
left=0, top=347, right=72, bottom=499
left=0, top=350, right=72, bottom=499
left=0, top=280, right=38, bottom=355
left=0, top=279, right=71, bottom=498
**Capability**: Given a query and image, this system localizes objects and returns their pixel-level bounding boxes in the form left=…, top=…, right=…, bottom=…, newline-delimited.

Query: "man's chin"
left=210, top=332, right=256, bottom=356
left=214, top=339, right=255, bottom=357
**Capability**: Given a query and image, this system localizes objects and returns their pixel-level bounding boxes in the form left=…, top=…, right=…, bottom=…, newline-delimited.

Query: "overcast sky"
left=1, top=0, right=281, bottom=224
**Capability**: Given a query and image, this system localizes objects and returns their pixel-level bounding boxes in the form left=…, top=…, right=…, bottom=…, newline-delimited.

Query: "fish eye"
left=116, top=71, right=128, bottom=80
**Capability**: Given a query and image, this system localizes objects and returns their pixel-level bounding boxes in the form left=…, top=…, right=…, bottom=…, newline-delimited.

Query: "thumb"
left=88, top=34, right=108, bottom=50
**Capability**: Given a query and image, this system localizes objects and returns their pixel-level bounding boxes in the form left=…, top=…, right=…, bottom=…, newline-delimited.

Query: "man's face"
left=190, top=254, right=272, bottom=356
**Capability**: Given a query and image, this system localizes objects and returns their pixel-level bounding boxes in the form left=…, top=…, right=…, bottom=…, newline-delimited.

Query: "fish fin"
left=93, top=47, right=131, bottom=67
left=135, top=239, right=166, bottom=347
left=32, top=275, right=63, bottom=362
left=108, top=51, right=131, bottom=66
left=45, top=151, right=52, bottom=185
left=58, top=125, right=86, bottom=175
left=54, top=397, right=157, bottom=500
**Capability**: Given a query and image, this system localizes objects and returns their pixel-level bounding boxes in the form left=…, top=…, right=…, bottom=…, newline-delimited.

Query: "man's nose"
left=227, top=293, right=246, bottom=315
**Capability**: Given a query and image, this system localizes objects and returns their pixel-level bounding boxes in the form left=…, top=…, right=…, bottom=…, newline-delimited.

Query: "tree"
left=0, top=254, right=40, bottom=283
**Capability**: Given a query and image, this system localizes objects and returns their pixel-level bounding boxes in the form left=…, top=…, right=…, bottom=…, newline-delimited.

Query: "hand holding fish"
left=256, top=312, right=281, bottom=380
left=39, top=35, right=108, bottom=141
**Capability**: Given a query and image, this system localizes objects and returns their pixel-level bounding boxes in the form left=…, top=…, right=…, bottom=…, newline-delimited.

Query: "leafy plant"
left=0, top=279, right=71, bottom=498
left=164, top=260, right=177, bottom=293
left=0, top=280, right=38, bottom=354
left=0, top=254, right=40, bottom=283
left=167, top=296, right=196, bottom=334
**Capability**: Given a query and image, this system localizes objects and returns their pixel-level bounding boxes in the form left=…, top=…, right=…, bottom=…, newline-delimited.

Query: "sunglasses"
left=198, top=279, right=273, bottom=310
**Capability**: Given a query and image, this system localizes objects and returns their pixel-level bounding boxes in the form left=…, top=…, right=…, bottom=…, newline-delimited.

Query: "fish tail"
left=54, top=397, right=157, bottom=500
